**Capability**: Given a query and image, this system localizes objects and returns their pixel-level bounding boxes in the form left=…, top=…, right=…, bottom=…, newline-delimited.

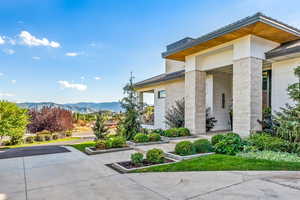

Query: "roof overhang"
left=162, top=13, right=300, bottom=61
left=134, top=70, right=185, bottom=89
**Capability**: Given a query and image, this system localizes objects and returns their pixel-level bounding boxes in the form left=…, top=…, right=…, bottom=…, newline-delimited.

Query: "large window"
left=262, top=70, right=272, bottom=109
left=158, top=90, right=166, bottom=99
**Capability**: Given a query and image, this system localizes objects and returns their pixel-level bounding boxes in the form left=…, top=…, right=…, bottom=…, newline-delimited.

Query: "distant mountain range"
left=18, top=102, right=122, bottom=113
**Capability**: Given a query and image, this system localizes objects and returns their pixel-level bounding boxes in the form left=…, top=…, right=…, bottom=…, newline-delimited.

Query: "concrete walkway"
left=1, top=146, right=300, bottom=200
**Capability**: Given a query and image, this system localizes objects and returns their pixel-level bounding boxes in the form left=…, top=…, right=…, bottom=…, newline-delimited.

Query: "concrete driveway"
left=1, top=146, right=300, bottom=200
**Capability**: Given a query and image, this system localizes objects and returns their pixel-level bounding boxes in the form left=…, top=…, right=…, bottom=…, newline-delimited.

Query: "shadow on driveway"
left=0, top=146, right=70, bottom=159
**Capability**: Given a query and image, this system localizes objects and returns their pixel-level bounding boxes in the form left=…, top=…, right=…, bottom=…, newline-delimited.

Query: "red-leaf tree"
left=27, top=107, right=74, bottom=133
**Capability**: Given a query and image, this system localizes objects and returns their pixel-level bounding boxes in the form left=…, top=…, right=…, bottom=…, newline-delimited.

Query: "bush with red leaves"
left=27, top=107, right=74, bottom=133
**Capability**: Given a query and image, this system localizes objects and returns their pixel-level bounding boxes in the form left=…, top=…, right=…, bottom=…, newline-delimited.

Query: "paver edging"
left=165, top=152, right=215, bottom=161
left=161, top=135, right=198, bottom=141
left=111, top=158, right=178, bottom=173
left=126, top=139, right=169, bottom=146
left=85, top=146, right=133, bottom=155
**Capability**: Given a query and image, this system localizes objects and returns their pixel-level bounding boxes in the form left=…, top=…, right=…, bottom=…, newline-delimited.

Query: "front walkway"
left=1, top=144, right=300, bottom=200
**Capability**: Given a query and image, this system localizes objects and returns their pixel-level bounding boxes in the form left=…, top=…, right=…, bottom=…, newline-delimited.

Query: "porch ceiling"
left=163, top=13, right=300, bottom=61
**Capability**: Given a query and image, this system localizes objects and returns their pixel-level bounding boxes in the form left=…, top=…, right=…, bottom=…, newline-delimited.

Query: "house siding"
left=272, top=57, right=300, bottom=112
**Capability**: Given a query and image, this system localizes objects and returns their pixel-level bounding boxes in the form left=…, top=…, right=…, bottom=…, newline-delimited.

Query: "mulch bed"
left=0, top=146, right=70, bottom=159
left=117, top=158, right=174, bottom=169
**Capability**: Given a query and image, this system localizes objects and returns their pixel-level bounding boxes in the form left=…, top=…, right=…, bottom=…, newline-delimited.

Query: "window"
left=222, top=93, right=225, bottom=108
left=158, top=90, right=166, bottom=99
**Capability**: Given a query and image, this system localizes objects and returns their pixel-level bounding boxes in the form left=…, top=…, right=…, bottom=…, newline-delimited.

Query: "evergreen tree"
left=274, top=66, right=300, bottom=142
left=119, top=73, right=141, bottom=140
left=92, top=114, right=108, bottom=140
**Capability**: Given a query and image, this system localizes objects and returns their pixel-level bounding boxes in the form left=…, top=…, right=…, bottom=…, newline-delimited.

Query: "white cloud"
left=19, top=31, right=60, bottom=48
left=89, top=42, right=96, bottom=47
left=65, top=52, right=79, bottom=57
left=0, top=92, right=15, bottom=97
left=2, top=49, right=15, bottom=55
left=0, top=36, right=5, bottom=44
left=80, top=76, right=85, bottom=80
left=0, top=72, right=3, bottom=76
left=58, top=80, right=87, bottom=91
left=94, top=77, right=101, bottom=80
left=11, top=80, right=16, bottom=84
left=32, top=56, right=40, bottom=60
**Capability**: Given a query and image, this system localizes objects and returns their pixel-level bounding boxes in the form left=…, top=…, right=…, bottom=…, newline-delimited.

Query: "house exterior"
left=134, top=13, right=300, bottom=137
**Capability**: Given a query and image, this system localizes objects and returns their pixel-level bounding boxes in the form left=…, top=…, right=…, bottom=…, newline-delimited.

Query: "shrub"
left=193, top=139, right=213, bottom=153
left=165, top=98, right=185, bottom=128
left=35, top=135, right=45, bottom=142
left=9, top=134, right=24, bottom=145
left=152, top=129, right=165, bottom=135
left=44, top=134, right=52, bottom=141
left=175, top=141, right=195, bottom=156
left=146, top=148, right=164, bottom=164
left=164, top=128, right=179, bottom=137
left=66, top=130, right=72, bottom=137
left=92, top=114, right=108, bottom=140
left=149, top=133, right=161, bottom=142
left=237, top=151, right=300, bottom=163
left=95, top=140, right=107, bottom=149
left=211, top=134, right=225, bottom=146
left=248, top=133, right=287, bottom=152
left=206, top=108, right=217, bottom=131
left=52, top=134, right=59, bottom=140
left=37, top=130, right=51, bottom=135
left=106, top=136, right=126, bottom=148
left=131, top=152, right=144, bottom=165
left=177, top=128, right=191, bottom=136
left=25, top=136, right=34, bottom=143
left=133, top=133, right=149, bottom=143
left=214, top=132, right=243, bottom=155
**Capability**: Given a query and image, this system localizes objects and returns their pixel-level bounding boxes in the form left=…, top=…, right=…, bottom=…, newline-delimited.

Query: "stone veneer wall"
left=185, top=70, right=206, bottom=135
left=233, top=57, right=262, bottom=136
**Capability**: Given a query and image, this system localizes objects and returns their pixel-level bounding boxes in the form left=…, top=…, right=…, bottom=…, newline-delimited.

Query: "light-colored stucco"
left=165, top=59, right=185, bottom=73
left=272, top=57, right=300, bottom=112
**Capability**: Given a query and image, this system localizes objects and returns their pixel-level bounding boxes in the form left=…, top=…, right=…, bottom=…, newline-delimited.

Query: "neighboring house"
left=134, top=12, right=300, bottom=137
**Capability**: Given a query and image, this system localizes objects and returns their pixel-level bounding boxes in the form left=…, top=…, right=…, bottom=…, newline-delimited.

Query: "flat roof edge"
left=162, top=13, right=300, bottom=59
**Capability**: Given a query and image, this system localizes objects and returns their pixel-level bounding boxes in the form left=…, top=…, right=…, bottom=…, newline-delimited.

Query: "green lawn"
left=132, top=154, right=300, bottom=173
left=69, top=141, right=95, bottom=152
left=1, top=137, right=81, bottom=149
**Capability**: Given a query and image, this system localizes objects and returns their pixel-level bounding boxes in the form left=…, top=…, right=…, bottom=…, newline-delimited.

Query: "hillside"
left=18, top=102, right=122, bottom=113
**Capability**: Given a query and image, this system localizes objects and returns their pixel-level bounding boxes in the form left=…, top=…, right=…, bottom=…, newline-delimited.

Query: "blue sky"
left=0, top=0, right=300, bottom=104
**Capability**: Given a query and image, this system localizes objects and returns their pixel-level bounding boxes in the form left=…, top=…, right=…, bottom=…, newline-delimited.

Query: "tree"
left=165, top=98, right=185, bottom=128
left=0, top=101, right=29, bottom=144
left=27, top=107, right=73, bottom=133
left=274, top=66, right=300, bottom=142
left=119, top=73, right=141, bottom=140
left=165, top=98, right=217, bottom=131
left=92, top=114, right=108, bottom=140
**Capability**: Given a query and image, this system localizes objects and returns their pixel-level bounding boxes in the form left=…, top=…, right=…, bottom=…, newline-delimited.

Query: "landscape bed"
left=85, top=146, right=133, bottom=155
left=161, top=135, right=197, bottom=140
left=126, top=139, right=169, bottom=146
left=111, top=158, right=176, bottom=173
left=165, top=152, right=215, bottom=160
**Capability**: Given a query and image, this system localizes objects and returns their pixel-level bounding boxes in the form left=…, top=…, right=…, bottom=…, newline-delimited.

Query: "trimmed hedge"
left=175, top=141, right=195, bottom=156
left=193, top=139, right=213, bottom=153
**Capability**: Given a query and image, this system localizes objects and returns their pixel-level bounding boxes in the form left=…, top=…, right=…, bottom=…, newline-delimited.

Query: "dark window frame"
left=158, top=90, right=166, bottom=99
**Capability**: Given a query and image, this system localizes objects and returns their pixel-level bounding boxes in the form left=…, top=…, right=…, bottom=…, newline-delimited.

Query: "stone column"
left=136, top=91, right=144, bottom=108
left=232, top=57, right=262, bottom=137
left=185, top=70, right=206, bottom=135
